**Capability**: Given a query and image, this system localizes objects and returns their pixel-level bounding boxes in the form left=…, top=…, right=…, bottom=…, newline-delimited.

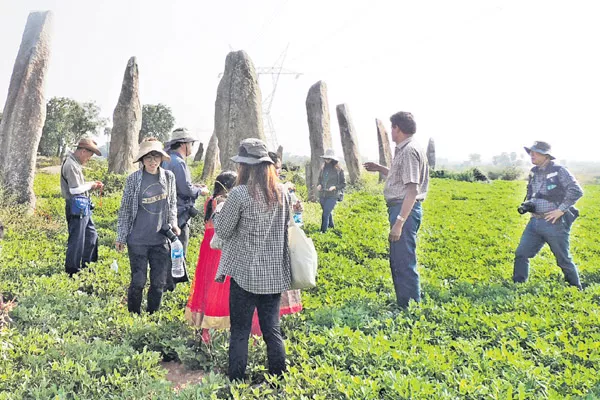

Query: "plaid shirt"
left=214, top=184, right=292, bottom=294
left=384, top=137, right=429, bottom=203
left=527, top=162, right=583, bottom=214
left=116, top=168, right=178, bottom=244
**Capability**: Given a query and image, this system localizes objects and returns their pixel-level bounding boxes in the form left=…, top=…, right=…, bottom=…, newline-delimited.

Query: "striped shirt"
left=383, top=137, right=429, bottom=203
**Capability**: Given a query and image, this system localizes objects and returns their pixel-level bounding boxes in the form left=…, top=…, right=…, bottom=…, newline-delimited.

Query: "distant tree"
left=38, top=97, right=107, bottom=157
left=492, top=152, right=512, bottom=167
left=468, top=153, right=482, bottom=165
left=140, top=104, right=175, bottom=143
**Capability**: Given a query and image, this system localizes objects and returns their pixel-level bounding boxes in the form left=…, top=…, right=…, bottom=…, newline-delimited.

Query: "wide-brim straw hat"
left=320, top=149, right=339, bottom=161
left=75, top=138, right=101, bottom=156
left=134, top=139, right=171, bottom=163
left=165, top=128, right=198, bottom=148
left=524, top=141, right=555, bottom=160
left=230, top=138, right=274, bottom=165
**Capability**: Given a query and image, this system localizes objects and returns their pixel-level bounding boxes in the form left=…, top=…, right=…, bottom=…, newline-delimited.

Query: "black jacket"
left=318, top=164, right=346, bottom=198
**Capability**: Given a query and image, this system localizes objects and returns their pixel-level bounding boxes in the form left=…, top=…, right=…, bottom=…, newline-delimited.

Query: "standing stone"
left=193, top=142, right=205, bottom=162
left=305, top=81, right=332, bottom=201
left=214, top=50, right=265, bottom=171
left=336, top=104, right=361, bottom=185
left=201, top=132, right=220, bottom=180
left=0, top=11, right=53, bottom=209
left=427, top=138, right=436, bottom=170
left=276, top=145, right=283, bottom=163
left=108, top=57, right=141, bottom=174
left=376, top=118, right=392, bottom=183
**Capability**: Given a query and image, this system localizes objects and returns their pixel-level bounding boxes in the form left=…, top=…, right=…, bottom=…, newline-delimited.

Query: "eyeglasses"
left=143, top=153, right=162, bottom=162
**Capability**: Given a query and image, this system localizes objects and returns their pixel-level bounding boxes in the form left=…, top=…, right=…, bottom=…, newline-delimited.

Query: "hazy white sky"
left=1, top=0, right=599, bottom=163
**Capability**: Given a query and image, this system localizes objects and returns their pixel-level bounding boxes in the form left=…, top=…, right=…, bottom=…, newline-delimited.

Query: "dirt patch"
left=39, top=165, right=62, bottom=174
left=161, top=361, right=205, bottom=390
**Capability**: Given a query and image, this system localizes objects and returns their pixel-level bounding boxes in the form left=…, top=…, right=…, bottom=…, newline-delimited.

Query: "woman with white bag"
left=213, top=138, right=292, bottom=381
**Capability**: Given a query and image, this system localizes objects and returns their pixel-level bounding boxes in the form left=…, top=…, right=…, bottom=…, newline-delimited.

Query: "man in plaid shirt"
left=513, top=141, right=583, bottom=289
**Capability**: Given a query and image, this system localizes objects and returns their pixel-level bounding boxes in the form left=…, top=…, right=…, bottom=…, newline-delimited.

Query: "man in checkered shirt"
left=364, top=111, right=429, bottom=307
left=513, top=141, right=583, bottom=289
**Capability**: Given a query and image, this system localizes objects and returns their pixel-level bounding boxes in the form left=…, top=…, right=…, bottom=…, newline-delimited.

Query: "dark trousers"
left=387, top=201, right=423, bottom=307
left=65, top=204, right=98, bottom=275
left=319, top=197, right=337, bottom=233
left=127, top=242, right=170, bottom=314
left=165, top=223, right=189, bottom=291
left=228, top=279, right=286, bottom=381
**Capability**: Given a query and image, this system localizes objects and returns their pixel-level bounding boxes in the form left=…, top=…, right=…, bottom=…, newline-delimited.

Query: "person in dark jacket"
left=162, top=128, right=209, bottom=289
left=316, top=149, right=346, bottom=233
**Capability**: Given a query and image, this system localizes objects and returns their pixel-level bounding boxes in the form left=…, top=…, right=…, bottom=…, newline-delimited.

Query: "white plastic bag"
left=288, top=223, right=318, bottom=289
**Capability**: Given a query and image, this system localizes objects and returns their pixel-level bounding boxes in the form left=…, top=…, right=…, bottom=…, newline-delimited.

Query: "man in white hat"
left=60, top=138, right=104, bottom=275
left=162, top=128, right=209, bottom=287
left=513, top=141, right=583, bottom=289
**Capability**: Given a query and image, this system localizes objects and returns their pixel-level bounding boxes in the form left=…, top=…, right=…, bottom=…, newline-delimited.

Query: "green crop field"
left=1, top=165, right=599, bottom=399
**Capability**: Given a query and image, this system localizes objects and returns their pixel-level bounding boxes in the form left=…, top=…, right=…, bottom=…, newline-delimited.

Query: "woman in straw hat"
left=213, top=138, right=292, bottom=381
left=115, top=138, right=179, bottom=314
left=317, top=149, right=346, bottom=233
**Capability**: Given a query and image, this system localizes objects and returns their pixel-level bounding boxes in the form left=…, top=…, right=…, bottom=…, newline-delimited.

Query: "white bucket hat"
left=320, top=149, right=339, bottom=161
left=134, top=138, right=171, bottom=163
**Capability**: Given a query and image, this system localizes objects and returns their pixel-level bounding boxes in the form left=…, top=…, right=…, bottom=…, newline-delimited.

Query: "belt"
left=386, top=198, right=424, bottom=207
left=531, top=213, right=545, bottom=219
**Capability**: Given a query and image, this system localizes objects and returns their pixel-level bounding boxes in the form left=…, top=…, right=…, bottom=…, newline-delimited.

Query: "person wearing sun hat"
left=116, top=137, right=179, bottom=314
left=212, top=138, right=292, bottom=381
left=162, top=128, right=210, bottom=289
left=513, top=140, right=584, bottom=289
left=316, top=149, right=346, bottom=233
left=60, top=137, right=104, bottom=276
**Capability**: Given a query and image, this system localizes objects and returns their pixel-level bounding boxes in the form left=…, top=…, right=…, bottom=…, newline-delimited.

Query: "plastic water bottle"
left=171, top=239, right=185, bottom=278
left=110, top=259, right=119, bottom=273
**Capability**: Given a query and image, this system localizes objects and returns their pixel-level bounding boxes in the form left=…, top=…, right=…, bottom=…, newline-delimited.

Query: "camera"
left=187, top=206, right=199, bottom=218
left=517, top=200, right=536, bottom=215
left=159, top=224, right=178, bottom=242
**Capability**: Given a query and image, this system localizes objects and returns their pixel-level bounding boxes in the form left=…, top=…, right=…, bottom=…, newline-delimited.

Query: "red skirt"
left=185, top=226, right=302, bottom=337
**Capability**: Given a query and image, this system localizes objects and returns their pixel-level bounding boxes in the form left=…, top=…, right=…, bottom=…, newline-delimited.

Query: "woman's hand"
left=173, top=225, right=181, bottom=236
left=317, top=184, right=322, bottom=191
left=328, top=186, right=336, bottom=191
left=115, top=242, right=125, bottom=252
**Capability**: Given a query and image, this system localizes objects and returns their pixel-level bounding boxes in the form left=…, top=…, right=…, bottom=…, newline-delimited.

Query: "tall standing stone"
left=0, top=11, right=53, bottom=209
left=108, top=57, right=141, bottom=174
left=376, top=118, right=392, bottom=183
left=193, top=142, right=205, bottom=162
left=214, top=50, right=265, bottom=171
left=336, top=104, right=361, bottom=185
left=305, top=81, right=332, bottom=201
left=427, top=138, right=436, bottom=170
left=276, top=145, right=283, bottom=163
left=201, top=132, right=220, bottom=180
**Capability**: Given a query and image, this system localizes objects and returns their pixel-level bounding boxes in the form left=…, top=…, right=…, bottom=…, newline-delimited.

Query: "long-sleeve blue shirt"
left=161, top=151, right=201, bottom=216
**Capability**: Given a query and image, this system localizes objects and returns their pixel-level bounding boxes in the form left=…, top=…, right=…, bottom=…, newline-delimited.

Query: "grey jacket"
left=116, top=167, right=177, bottom=244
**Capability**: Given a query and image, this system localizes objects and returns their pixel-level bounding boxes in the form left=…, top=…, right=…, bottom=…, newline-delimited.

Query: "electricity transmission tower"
left=256, top=45, right=302, bottom=150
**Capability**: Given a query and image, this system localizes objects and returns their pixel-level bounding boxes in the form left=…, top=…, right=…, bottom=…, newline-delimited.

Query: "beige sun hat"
left=75, top=138, right=101, bottom=156
left=134, top=138, right=171, bottom=162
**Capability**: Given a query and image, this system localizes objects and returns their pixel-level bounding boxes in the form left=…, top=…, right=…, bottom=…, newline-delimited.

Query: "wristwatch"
left=396, top=215, right=406, bottom=223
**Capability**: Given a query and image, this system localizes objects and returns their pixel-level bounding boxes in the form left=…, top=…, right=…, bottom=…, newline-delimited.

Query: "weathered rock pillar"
left=108, top=57, right=141, bottom=174
left=376, top=118, right=392, bottom=183
left=305, top=81, right=332, bottom=201
left=336, top=104, right=361, bottom=185
left=0, top=11, right=53, bottom=209
left=214, top=50, right=265, bottom=171
left=201, top=132, right=220, bottom=180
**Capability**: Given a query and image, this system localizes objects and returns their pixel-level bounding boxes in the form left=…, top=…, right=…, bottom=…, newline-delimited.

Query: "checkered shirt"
left=214, top=184, right=292, bottom=294
left=527, top=162, right=583, bottom=214
left=384, top=137, right=429, bottom=203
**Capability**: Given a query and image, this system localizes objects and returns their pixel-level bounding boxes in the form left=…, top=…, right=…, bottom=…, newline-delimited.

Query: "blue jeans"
left=320, top=197, right=337, bottom=232
left=513, top=217, right=581, bottom=288
left=65, top=202, right=98, bottom=275
left=387, top=201, right=423, bottom=307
